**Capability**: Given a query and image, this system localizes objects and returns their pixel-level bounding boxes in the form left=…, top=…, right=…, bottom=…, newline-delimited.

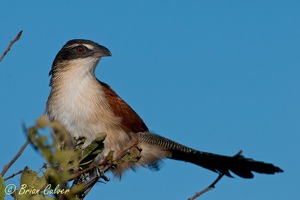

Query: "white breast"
left=47, top=59, right=120, bottom=145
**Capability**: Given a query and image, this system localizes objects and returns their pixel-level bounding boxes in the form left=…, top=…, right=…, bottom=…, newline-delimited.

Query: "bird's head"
left=50, top=39, right=111, bottom=78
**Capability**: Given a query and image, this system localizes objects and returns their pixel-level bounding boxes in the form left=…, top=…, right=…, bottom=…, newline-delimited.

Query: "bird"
left=46, top=39, right=283, bottom=179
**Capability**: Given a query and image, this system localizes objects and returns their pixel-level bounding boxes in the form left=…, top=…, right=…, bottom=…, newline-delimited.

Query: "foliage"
left=0, top=175, right=5, bottom=200
left=0, top=115, right=141, bottom=200
left=2, top=116, right=106, bottom=200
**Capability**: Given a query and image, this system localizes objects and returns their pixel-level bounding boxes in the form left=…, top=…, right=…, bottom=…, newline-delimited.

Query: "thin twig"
left=188, top=150, right=243, bottom=200
left=1, top=139, right=30, bottom=177
left=188, top=173, right=223, bottom=200
left=0, top=30, right=23, bottom=62
left=3, top=170, right=24, bottom=181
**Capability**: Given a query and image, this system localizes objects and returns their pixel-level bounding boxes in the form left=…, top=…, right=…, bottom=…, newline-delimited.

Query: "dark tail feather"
left=139, top=133, right=283, bottom=178
left=171, top=148, right=283, bottom=178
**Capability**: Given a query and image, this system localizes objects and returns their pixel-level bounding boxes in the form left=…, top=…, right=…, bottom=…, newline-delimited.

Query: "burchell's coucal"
left=46, top=39, right=283, bottom=179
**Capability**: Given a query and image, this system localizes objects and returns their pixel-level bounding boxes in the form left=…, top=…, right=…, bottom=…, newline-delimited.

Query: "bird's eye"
left=76, top=46, right=85, bottom=53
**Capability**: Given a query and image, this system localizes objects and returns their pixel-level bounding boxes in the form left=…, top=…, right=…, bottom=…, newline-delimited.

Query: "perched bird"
left=46, top=39, right=283, bottom=179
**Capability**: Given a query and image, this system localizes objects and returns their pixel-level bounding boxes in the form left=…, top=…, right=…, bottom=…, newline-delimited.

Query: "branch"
left=187, top=150, right=243, bottom=200
left=3, top=169, right=24, bottom=181
left=0, top=30, right=23, bottom=62
left=69, top=141, right=139, bottom=181
left=74, top=141, right=139, bottom=199
left=25, top=141, right=139, bottom=200
left=1, top=139, right=30, bottom=177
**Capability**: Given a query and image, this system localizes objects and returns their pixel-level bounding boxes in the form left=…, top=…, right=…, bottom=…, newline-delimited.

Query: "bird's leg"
left=96, top=168, right=110, bottom=182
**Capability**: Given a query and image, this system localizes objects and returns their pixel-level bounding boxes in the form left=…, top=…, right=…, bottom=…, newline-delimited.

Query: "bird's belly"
left=50, top=107, right=131, bottom=161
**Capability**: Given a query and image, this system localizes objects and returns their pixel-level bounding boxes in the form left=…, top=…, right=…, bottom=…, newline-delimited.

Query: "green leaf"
left=79, top=133, right=106, bottom=166
left=13, top=191, right=30, bottom=200
left=43, top=167, right=59, bottom=187
left=104, top=151, right=114, bottom=163
left=68, top=184, right=84, bottom=197
left=20, top=167, right=47, bottom=189
left=53, top=150, right=74, bottom=168
left=33, top=196, right=56, bottom=200
left=13, top=190, right=56, bottom=200
left=36, top=115, right=49, bottom=129
left=0, top=175, right=5, bottom=200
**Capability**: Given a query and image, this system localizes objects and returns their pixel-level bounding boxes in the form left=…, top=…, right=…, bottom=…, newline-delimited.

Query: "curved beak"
left=93, top=45, right=112, bottom=58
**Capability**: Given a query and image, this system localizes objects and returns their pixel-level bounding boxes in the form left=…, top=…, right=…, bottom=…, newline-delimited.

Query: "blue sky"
left=1, top=1, right=299, bottom=200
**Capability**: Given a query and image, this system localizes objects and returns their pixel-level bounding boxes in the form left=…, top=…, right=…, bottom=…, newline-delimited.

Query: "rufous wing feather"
left=99, top=81, right=149, bottom=133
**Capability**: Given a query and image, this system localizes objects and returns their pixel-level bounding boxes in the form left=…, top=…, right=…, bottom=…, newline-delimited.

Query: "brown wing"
left=99, top=81, right=149, bottom=133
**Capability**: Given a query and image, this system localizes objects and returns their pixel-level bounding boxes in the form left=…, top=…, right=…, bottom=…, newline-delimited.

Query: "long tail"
left=139, top=133, right=283, bottom=178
